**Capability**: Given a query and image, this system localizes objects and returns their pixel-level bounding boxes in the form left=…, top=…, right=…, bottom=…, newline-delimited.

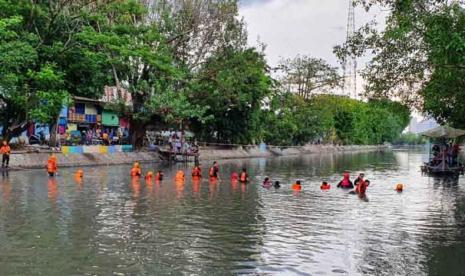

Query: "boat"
left=419, top=126, right=465, bottom=175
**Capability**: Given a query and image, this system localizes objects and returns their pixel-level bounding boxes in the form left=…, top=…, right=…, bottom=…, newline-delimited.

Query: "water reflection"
left=0, top=151, right=464, bottom=275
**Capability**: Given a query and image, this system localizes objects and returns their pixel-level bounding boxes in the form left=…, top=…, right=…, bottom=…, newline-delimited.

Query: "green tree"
left=278, top=55, right=341, bottom=99
left=335, top=0, right=465, bottom=127
left=77, top=0, right=207, bottom=147
left=190, top=47, right=273, bottom=144
left=0, top=0, right=109, bottom=144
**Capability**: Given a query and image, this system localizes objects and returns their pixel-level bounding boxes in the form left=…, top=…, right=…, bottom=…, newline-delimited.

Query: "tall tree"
left=189, top=47, right=273, bottom=144
left=143, top=0, right=247, bottom=70
left=334, top=0, right=465, bottom=127
left=278, top=55, right=341, bottom=99
left=78, top=0, right=207, bottom=147
left=0, top=0, right=109, bottom=144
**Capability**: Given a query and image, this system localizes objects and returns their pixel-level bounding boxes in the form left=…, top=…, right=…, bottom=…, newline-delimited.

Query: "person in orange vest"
left=395, top=183, right=403, bottom=192
left=239, top=168, right=248, bottom=183
left=192, top=165, right=202, bottom=179
left=145, top=171, right=154, bottom=181
left=46, top=154, right=58, bottom=177
left=1, top=141, right=11, bottom=169
left=355, top=179, right=370, bottom=195
left=209, top=161, right=219, bottom=180
left=130, top=162, right=142, bottom=177
left=175, top=170, right=185, bottom=181
left=155, top=170, right=164, bottom=181
left=292, top=180, right=302, bottom=191
left=320, top=181, right=331, bottom=190
left=75, top=169, right=84, bottom=178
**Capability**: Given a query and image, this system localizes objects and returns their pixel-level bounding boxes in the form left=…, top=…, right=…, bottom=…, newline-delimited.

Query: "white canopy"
left=419, top=125, right=465, bottom=138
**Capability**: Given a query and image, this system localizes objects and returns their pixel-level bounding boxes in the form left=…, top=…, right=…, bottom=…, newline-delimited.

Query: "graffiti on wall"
left=62, top=145, right=133, bottom=154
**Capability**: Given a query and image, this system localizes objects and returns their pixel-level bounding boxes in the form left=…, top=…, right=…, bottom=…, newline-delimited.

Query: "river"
left=0, top=150, right=464, bottom=275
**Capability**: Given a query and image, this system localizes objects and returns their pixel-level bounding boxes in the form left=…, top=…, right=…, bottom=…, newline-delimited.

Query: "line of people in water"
left=44, top=156, right=404, bottom=195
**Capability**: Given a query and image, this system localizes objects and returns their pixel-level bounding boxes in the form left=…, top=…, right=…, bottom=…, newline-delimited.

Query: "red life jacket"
left=321, top=184, right=331, bottom=190
left=239, top=172, right=247, bottom=182
left=192, top=167, right=201, bottom=177
left=209, top=166, right=218, bottom=178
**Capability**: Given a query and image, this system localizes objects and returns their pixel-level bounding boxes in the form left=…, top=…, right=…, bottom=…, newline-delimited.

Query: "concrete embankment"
left=6, top=144, right=388, bottom=170
left=199, top=144, right=388, bottom=161
left=8, top=151, right=160, bottom=170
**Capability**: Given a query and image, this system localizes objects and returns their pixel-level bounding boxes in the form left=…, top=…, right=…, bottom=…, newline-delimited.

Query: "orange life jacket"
left=175, top=171, right=185, bottom=181
left=0, top=145, right=11, bottom=155
left=47, top=159, right=57, bottom=173
left=292, top=184, right=302, bottom=191
left=130, top=167, right=141, bottom=177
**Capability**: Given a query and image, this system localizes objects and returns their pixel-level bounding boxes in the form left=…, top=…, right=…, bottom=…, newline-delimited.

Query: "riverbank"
left=199, top=144, right=388, bottom=160
left=4, top=144, right=388, bottom=170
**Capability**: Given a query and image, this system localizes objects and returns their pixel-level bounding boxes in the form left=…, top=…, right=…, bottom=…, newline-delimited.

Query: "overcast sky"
left=239, top=0, right=386, bottom=68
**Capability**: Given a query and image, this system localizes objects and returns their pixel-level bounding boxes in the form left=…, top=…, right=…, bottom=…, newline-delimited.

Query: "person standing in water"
left=130, top=162, right=142, bottom=177
left=337, top=172, right=353, bottom=189
left=239, top=168, right=248, bottom=183
left=46, top=154, right=58, bottom=177
left=354, top=173, right=365, bottom=186
left=355, top=179, right=370, bottom=196
left=0, top=141, right=11, bottom=169
left=192, top=165, right=202, bottom=178
left=209, top=161, right=220, bottom=180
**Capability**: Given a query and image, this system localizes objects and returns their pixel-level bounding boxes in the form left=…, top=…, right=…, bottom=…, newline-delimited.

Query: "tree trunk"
left=130, top=118, right=146, bottom=150
left=49, top=119, right=58, bottom=147
left=3, top=122, right=28, bottom=142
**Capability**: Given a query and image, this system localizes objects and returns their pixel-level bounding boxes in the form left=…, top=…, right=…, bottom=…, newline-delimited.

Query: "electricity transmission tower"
left=342, top=0, right=357, bottom=99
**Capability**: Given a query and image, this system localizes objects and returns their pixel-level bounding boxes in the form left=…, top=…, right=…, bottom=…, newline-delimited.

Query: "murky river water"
left=0, top=150, right=465, bottom=275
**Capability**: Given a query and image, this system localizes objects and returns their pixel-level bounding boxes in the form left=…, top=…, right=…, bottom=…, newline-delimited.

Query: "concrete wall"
left=6, top=144, right=388, bottom=170
left=8, top=151, right=159, bottom=170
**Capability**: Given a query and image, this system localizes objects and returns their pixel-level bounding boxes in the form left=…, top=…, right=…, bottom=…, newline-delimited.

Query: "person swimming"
left=320, top=181, right=331, bottom=190
left=395, top=183, right=404, bottom=192
left=337, top=172, right=353, bottom=189
left=355, top=179, right=370, bottom=195
left=354, top=173, right=365, bottom=186
left=263, top=177, right=272, bottom=187
left=292, top=180, right=302, bottom=191
left=274, top=181, right=280, bottom=188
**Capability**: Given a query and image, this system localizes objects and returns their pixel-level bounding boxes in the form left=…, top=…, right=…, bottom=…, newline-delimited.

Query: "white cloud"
left=239, top=0, right=386, bottom=68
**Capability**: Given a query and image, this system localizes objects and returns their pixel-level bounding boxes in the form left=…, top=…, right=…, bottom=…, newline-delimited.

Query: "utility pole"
left=342, top=0, right=357, bottom=99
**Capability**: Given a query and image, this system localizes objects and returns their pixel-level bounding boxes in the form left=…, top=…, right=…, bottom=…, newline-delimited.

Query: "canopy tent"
left=419, top=125, right=465, bottom=138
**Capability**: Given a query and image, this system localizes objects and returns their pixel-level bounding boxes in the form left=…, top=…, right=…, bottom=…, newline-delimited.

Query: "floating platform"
left=157, top=149, right=199, bottom=163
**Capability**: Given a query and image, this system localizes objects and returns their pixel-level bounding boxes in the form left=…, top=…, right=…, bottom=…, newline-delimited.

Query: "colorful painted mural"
left=62, top=145, right=133, bottom=154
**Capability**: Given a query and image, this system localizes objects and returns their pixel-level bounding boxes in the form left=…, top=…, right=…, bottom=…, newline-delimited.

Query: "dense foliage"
left=262, top=94, right=410, bottom=146
left=0, top=0, right=411, bottom=147
left=335, top=0, right=465, bottom=128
